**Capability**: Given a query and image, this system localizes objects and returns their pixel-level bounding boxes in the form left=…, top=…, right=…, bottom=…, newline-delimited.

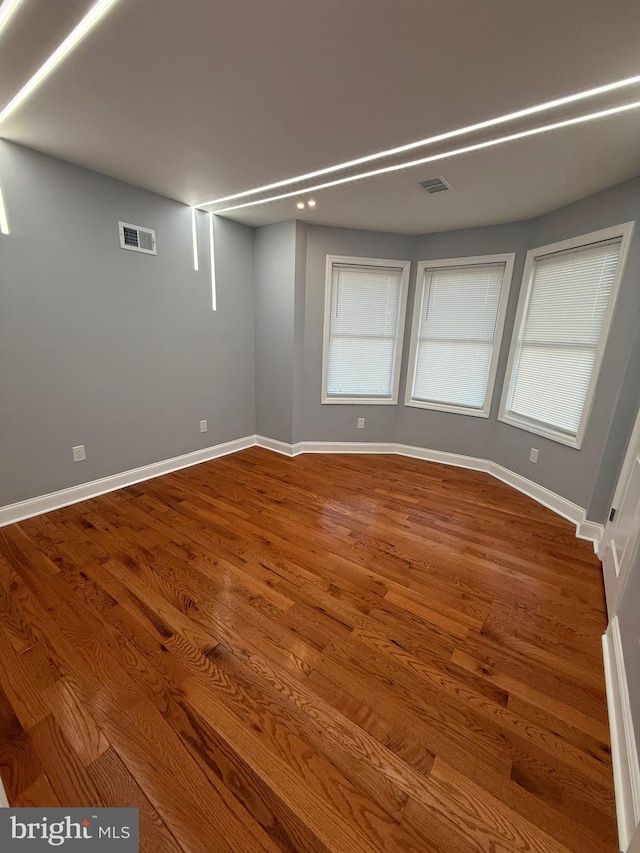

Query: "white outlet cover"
left=529, top=448, right=539, bottom=463
left=200, top=420, right=208, bottom=433
left=72, top=445, right=86, bottom=462
left=357, top=418, right=365, bottom=428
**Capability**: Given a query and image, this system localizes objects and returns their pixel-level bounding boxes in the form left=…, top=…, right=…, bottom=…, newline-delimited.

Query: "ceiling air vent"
left=419, top=176, right=452, bottom=194
left=118, top=221, right=157, bottom=255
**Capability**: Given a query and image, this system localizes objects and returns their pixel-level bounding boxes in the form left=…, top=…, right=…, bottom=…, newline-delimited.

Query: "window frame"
left=498, top=221, right=635, bottom=449
left=404, top=253, right=515, bottom=418
left=321, top=254, right=411, bottom=405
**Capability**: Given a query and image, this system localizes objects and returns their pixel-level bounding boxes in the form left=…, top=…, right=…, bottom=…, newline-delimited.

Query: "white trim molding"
left=0, top=435, right=603, bottom=551
left=603, top=618, right=640, bottom=851
left=578, top=519, right=605, bottom=553
left=301, top=440, right=392, bottom=455
left=0, top=435, right=255, bottom=528
left=395, top=442, right=488, bottom=473
left=255, top=435, right=302, bottom=457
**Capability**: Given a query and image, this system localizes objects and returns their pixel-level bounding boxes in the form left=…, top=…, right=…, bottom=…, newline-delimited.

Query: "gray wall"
left=0, top=141, right=256, bottom=506
left=292, top=222, right=308, bottom=445
left=399, top=221, right=530, bottom=460
left=300, top=225, right=415, bottom=442
left=254, top=221, right=297, bottom=444
left=295, top=178, right=640, bottom=522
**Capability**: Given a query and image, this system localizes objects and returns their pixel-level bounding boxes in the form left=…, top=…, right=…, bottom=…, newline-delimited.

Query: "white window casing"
left=405, top=254, right=515, bottom=417
left=322, top=255, right=411, bottom=404
left=498, top=221, right=635, bottom=448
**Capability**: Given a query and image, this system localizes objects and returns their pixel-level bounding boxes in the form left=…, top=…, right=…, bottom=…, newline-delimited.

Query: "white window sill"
left=404, top=398, right=489, bottom=418
left=322, top=396, right=398, bottom=405
left=498, top=411, right=582, bottom=449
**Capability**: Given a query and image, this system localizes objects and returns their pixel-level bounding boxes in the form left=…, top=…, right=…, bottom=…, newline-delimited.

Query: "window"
left=499, top=222, right=634, bottom=448
left=322, top=255, right=410, bottom=403
left=405, top=255, right=514, bottom=417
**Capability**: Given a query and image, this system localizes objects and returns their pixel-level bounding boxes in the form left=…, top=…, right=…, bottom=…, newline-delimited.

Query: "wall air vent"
left=118, top=221, right=157, bottom=255
left=419, top=176, right=452, bottom=194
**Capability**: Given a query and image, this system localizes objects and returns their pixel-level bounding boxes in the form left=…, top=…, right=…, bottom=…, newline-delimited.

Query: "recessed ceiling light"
left=212, top=99, right=640, bottom=214
left=296, top=201, right=305, bottom=210
left=197, top=73, right=640, bottom=207
left=307, top=199, right=316, bottom=208
left=0, top=0, right=122, bottom=127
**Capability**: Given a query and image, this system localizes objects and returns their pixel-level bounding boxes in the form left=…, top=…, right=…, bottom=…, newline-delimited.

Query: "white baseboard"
left=394, top=442, right=489, bottom=473
left=603, top=619, right=640, bottom=851
left=0, top=434, right=604, bottom=550
left=301, top=440, right=392, bottom=455
left=255, top=435, right=300, bottom=457
left=577, top=519, right=605, bottom=553
left=0, top=435, right=256, bottom=528
left=489, top=461, right=584, bottom=526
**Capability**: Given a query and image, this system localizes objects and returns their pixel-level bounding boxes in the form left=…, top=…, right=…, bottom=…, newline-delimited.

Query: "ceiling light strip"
left=209, top=213, right=217, bottom=311
left=198, top=74, right=640, bottom=207
left=0, top=0, right=26, bottom=40
left=0, top=185, right=9, bottom=234
left=212, top=100, right=640, bottom=214
left=0, top=0, right=122, bottom=127
left=191, top=207, right=199, bottom=270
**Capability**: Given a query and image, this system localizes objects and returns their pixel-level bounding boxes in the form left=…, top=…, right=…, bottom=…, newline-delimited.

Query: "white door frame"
left=601, top=400, right=640, bottom=614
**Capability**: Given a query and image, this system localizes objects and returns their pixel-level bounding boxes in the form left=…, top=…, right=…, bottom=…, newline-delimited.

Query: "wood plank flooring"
left=0, top=448, right=616, bottom=852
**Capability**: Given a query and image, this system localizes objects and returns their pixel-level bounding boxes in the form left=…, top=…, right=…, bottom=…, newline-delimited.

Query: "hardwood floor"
left=0, top=448, right=616, bottom=852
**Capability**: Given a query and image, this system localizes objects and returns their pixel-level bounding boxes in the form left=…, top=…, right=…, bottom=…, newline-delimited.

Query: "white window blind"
left=408, top=262, right=508, bottom=414
left=324, top=261, right=407, bottom=400
left=504, top=237, right=622, bottom=440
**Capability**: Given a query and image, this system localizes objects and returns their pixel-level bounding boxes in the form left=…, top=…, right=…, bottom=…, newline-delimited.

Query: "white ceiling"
left=1, top=0, right=640, bottom=233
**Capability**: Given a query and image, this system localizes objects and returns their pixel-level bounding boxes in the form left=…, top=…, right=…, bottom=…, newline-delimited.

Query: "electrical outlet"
left=357, top=418, right=365, bottom=429
left=72, top=445, right=86, bottom=462
left=200, top=419, right=208, bottom=433
left=529, top=447, right=539, bottom=463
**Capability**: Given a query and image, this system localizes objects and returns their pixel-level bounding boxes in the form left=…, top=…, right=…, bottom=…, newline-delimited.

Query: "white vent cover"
left=118, top=221, right=157, bottom=255
left=419, top=176, right=452, bottom=194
